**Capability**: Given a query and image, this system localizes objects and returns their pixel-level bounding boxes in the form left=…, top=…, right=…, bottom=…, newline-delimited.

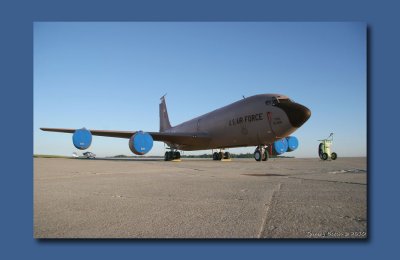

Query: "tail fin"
left=159, top=95, right=172, bottom=132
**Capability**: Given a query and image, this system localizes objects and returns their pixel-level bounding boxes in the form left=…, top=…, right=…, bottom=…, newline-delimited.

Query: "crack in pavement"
left=257, top=183, right=282, bottom=238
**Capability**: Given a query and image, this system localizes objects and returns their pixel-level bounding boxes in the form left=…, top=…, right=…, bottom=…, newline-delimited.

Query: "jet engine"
left=271, top=138, right=288, bottom=155
left=72, top=128, right=92, bottom=150
left=129, top=131, right=154, bottom=155
left=269, top=136, right=299, bottom=155
left=286, top=136, right=299, bottom=152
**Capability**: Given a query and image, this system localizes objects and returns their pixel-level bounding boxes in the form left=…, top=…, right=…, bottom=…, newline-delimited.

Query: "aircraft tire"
left=224, top=152, right=230, bottom=159
left=322, top=153, right=328, bottom=160
left=164, top=151, right=170, bottom=161
left=254, top=150, right=262, bottom=161
left=173, top=151, right=181, bottom=160
left=262, top=150, right=269, bottom=161
left=331, top=152, right=337, bottom=160
left=213, top=152, right=219, bottom=160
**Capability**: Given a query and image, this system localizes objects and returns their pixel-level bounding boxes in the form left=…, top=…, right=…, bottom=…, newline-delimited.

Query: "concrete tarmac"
left=34, top=157, right=367, bottom=239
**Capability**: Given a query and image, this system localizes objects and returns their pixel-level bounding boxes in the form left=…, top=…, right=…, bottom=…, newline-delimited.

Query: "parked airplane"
left=41, top=94, right=311, bottom=161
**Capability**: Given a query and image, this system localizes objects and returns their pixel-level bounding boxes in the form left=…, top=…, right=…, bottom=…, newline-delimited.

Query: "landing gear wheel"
left=262, top=150, right=269, bottom=161
left=322, top=153, right=328, bottom=161
left=213, top=152, right=219, bottom=161
left=218, top=152, right=224, bottom=160
left=164, top=151, right=172, bottom=161
left=224, top=152, right=230, bottom=159
left=165, top=151, right=180, bottom=161
left=254, top=149, right=262, bottom=161
left=173, top=151, right=181, bottom=160
left=331, top=152, right=337, bottom=160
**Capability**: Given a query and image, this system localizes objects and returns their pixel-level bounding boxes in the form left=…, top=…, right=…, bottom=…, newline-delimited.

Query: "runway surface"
left=34, top=157, right=367, bottom=239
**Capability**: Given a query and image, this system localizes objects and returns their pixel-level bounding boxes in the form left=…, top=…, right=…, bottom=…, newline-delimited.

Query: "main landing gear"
left=164, top=149, right=181, bottom=161
left=254, top=145, right=269, bottom=162
left=212, top=150, right=231, bottom=161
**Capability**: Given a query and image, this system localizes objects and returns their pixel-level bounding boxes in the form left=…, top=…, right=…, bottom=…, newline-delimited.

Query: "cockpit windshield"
left=278, top=98, right=292, bottom=103
left=266, top=97, right=292, bottom=106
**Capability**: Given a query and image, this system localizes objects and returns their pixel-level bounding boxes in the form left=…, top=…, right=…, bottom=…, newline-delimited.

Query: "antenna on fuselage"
left=242, top=95, right=246, bottom=99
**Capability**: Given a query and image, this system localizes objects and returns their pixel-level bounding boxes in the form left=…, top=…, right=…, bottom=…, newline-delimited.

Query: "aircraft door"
left=265, top=111, right=276, bottom=140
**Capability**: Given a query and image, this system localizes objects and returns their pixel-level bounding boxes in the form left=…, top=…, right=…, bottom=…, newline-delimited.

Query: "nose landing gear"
left=254, top=145, right=269, bottom=161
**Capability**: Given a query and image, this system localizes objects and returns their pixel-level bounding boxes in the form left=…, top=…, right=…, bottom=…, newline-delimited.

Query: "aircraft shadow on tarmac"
left=241, top=173, right=287, bottom=177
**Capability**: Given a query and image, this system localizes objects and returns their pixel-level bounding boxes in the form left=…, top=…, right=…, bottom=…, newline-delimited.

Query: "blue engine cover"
left=129, top=131, right=153, bottom=155
left=72, top=128, right=92, bottom=150
left=273, top=138, right=288, bottom=155
left=286, top=136, right=299, bottom=152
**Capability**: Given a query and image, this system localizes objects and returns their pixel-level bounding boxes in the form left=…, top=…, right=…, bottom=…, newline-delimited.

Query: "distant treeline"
left=34, top=154, right=70, bottom=158
left=110, top=153, right=294, bottom=159
left=34, top=153, right=294, bottom=159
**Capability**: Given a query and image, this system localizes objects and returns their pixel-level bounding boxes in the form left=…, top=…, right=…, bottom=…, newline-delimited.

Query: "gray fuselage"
left=164, top=94, right=310, bottom=150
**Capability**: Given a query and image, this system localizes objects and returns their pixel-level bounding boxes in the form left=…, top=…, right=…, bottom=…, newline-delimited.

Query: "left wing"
left=40, top=128, right=210, bottom=146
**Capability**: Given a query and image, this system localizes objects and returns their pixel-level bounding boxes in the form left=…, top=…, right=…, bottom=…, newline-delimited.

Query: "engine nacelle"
left=271, top=138, right=288, bottom=155
left=129, top=131, right=153, bottom=155
left=286, top=136, right=299, bottom=152
left=72, top=128, right=92, bottom=150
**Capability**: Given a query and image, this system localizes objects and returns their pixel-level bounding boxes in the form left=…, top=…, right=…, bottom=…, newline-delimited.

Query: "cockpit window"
left=266, top=97, right=291, bottom=106
left=278, top=98, right=291, bottom=103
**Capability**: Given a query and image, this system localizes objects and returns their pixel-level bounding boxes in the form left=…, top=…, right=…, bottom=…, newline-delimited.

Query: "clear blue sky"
left=34, top=22, right=366, bottom=158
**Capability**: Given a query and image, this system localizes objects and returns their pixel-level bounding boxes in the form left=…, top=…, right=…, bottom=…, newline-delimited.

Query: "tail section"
left=159, top=95, right=172, bottom=132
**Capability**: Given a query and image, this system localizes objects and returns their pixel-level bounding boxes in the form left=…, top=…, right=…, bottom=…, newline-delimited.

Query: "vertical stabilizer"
left=159, top=95, right=172, bottom=132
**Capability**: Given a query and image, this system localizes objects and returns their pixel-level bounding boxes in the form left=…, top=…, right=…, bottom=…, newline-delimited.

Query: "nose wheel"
left=254, top=145, right=269, bottom=161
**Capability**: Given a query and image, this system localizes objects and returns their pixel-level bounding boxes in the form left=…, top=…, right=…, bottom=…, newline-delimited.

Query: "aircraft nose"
left=276, top=102, right=311, bottom=128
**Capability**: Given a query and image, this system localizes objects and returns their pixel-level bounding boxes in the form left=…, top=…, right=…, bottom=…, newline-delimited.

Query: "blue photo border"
left=1, top=0, right=396, bottom=259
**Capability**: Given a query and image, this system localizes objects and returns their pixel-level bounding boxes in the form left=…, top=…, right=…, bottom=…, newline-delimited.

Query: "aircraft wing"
left=40, top=128, right=210, bottom=145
